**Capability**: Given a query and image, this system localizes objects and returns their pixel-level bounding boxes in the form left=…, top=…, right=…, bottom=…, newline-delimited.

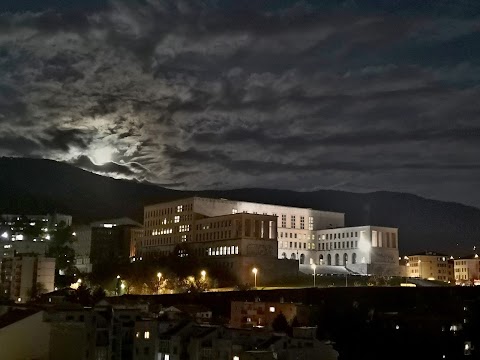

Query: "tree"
left=272, top=312, right=289, bottom=333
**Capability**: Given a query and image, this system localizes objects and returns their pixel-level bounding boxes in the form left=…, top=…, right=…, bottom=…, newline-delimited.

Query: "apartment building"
left=0, top=254, right=55, bottom=303
left=230, top=300, right=312, bottom=329
left=73, top=218, right=142, bottom=273
left=404, top=252, right=454, bottom=282
left=454, top=254, right=480, bottom=285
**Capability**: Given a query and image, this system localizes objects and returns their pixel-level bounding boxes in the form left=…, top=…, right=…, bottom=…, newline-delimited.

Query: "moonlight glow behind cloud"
left=1, top=0, right=480, bottom=206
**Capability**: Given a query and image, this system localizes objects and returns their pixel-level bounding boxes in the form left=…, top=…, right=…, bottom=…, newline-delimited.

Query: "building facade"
left=73, top=218, right=142, bottom=273
left=139, top=206, right=297, bottom=284
left=138, top=197, right=400, bottom=277
left=454, top=255, right=480, bottom=285
left=404, top=252, right=454, bottom=282
left=316, top=226, right=400, bottom=276
left=141, top=197, right=344, bottom=266
left=0, top=255, right=55, bottom=303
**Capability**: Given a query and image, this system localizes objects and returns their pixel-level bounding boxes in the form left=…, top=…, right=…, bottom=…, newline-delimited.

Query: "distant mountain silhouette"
left=1, top=157, right=479, bottom=255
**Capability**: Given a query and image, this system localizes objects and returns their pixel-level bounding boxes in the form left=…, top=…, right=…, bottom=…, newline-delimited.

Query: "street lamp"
left=201, top=270, right=206, bottom=280
left=311, top=264, right=316, bottom=287
left=345, top=260, right=348, bottom=287
left=157, top=272, right=162, bottom=281
left=252, top=267, right=258, bottom=288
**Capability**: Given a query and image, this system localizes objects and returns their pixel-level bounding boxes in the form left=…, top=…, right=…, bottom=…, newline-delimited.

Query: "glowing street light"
left=77, top=278, right=82, bottom=284
left=120, top=282, right=126, bottom=290
left=117, top=275, right=121, bottom=279
left=1, top=232, right=8, bottom=239
left=201, top=270, right=206, bottom=280
left=252, top=268, right=258, bottom=288
left=311, top=264, right=317, bottom=287
left=157, top=272, right=162, bottom=280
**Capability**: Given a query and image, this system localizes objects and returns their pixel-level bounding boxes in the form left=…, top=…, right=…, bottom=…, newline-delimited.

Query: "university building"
left=135, top=197, right=400, bottom=279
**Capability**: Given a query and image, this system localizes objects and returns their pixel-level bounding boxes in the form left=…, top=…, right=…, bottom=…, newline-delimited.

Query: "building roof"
left=407, top=251, right=449, bottom=257
left=0, top=308, right=40, bottom=329
left=456, top=254, right=480, bottom=260
left=164, top=304, right=211, bottom=315
left=146, top=196, right=345, bottom=215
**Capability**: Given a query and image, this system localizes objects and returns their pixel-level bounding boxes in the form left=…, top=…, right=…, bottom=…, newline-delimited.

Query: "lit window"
left=308, top=217, right=314, bottom=230
left=269, top=307, right=275, bottom=312
left=177, top=205, right=183, bottom=212
left=144, top=331, right=150, bottom=339
left=165, top=355, right=170, bottom=360
left=136, top=332, right=140, bottom=338
left=232, top=209, right=238, bottom=214
left=174, top=216, right=180, bottom=223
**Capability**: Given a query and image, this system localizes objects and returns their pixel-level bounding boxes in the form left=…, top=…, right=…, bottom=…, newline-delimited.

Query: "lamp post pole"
left=345, top=260, right=348, bottom=287
left=311, top=264, right=317, bottom=287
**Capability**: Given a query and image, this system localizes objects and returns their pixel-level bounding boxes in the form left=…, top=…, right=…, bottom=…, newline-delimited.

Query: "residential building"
left=0, top=254, right=55, bottom=303
left=0, top=213, right=72, bottom=263
left=404, top=252, right=454, bottom=282
left=316, top=226, right=400, bottom=276
left=0, top=306, right=95, bottom=360
left=454, top=254, right=480, bottom=285
left=230, top=300, right=312, bottom=329
left=73, top=218, right=142, bottom=273
left=162, top=305, right=213, bottom=324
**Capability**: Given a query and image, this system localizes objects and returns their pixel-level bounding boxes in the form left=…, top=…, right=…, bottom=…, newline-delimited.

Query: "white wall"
left=0, top=311, right=51, bottom=360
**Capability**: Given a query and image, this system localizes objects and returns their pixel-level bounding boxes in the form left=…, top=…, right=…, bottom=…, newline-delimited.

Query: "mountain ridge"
left=1, top=157, right=479, bottom=255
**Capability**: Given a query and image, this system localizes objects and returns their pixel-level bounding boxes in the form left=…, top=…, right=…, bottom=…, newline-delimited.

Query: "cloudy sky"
left=1, top=0, right=480, bottom=207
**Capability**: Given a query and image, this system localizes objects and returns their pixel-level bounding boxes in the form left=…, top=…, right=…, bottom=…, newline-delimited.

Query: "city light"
left=117, top=275, right=121, bottom=279
left=120, top=283, right=126, bottom=290
left=157, top=272, right=162, bottom=280
left=77, top=279, right=82, bottom=284
left=252, top=267, right=258, bottom=288
left=201, top=270, right=206, bottom=279
left=1, top=232, right=8, bottom=239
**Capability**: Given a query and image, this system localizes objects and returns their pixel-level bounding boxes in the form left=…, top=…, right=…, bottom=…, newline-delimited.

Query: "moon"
left=91, top=147, right=114, bottom=165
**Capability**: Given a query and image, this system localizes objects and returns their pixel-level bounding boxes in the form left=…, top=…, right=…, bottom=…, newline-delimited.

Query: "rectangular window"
left=174, top=215, right=180, bottom=223
left=291, top=215, right=296, bottom=228
left=300, top=216, right=305, bottom=229
left=144, top=331, right=150, bottom=339
left=294, top=242, right=297, bottom=248
left=232, top=209, right=238, bottom=214
left=294, top=233, right=297, bottom=239
left=281, top=215, right=287, bottom=228
left=176, top=205, right=183, bottom=213
left=308, top=217, right=314, bottom=230
left=290, top=242, right=293, bottom=247
left=303, top=243, right=306, bottom=249
left=372, top=230, right=378, bottom=247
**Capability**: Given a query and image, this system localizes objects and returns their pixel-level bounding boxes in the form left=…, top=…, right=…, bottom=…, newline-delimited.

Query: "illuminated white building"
left=142, top=196, right=344, bottom=266
left=316, top=226, right=400, bottom=276
left=139, top=197, right=400, bottom=277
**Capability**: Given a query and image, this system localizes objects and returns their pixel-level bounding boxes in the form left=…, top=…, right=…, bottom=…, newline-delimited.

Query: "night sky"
left=1, top=1, right=480, bottom=207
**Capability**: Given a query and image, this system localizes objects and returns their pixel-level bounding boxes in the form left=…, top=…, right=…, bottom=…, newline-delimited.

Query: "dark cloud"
left=1, top=0, right=480, bottom=207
